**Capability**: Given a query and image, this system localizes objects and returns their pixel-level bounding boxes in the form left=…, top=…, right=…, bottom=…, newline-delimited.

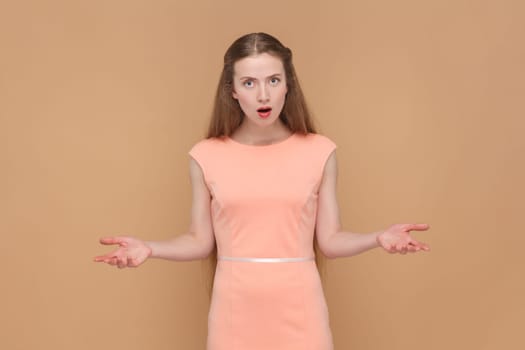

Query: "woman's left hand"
left=376, top=223, right=431, bottom=254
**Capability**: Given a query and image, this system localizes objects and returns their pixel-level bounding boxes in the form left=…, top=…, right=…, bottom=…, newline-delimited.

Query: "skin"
left=94, top=157, right=214, bottom=267
left=230, top=53, right=291, bottom=144
left=94, top=53, right=430, bottom=268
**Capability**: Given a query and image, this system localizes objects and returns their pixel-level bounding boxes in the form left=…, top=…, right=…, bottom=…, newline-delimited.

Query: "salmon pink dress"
left=189, top=132, right=336, bottom=350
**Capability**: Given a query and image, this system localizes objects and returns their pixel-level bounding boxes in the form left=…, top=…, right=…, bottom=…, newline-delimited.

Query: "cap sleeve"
left=316, top=134, right=337, bottom=172
left=188, top=139, right=210, bottom=180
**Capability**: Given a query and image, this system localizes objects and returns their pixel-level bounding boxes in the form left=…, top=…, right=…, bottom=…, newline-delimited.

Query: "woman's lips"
left=257, top=107, right=272, bottom=118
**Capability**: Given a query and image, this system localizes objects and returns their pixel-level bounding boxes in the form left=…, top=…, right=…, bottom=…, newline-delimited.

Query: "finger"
left=99, top=237, right=128, bottom=246
left=380, top=242, right=395, bottom=254
left=407, top=245, right=418, bottom=253
left=94, top=245, right=124, bottom=260
left=410, top=240, right=430, bottom=251
left=128, top=256, right=139, bottom=267
left=404, top=223, right=430, bottom=232
left=117, top=257, right=127, bottom=268
left=94, top=253, right=116, bottom=262
left=94, top=257, right=114, bottom=263
left=409, top=239, right=431, bottom=252
left=398, top=242, right=410, bottom=254
left=406, top=244, right=419, bottom=253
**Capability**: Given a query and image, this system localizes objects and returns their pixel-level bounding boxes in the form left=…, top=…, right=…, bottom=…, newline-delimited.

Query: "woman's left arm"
left=315, top=151, right=430, bottom=259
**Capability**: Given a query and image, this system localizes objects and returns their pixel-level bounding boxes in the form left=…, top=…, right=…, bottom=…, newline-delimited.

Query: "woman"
left=94, top=32, right=430, bottom=350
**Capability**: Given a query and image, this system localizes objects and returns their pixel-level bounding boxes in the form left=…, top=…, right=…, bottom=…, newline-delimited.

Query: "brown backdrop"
left=1, top=0, right=523, bottom=349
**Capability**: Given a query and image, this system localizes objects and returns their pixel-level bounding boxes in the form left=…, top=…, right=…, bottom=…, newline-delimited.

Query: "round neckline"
left=226, top=133, right=297, bottom=148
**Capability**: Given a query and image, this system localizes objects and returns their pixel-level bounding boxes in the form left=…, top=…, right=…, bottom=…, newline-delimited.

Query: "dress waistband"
left=218, top=256, right=315, bottom=263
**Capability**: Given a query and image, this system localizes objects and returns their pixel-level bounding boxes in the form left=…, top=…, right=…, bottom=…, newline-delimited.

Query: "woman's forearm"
left=324, top=230, right=382, bottom=259
left=146, top=233, right=212, bottom=261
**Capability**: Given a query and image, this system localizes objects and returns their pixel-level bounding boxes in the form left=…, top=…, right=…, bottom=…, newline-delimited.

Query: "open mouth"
left=257, top=107, right=272, bottom=118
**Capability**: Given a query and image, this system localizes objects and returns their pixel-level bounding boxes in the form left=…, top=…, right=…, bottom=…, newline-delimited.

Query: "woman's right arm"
left=94, top=157, right=215, bottom=267
left=146, top=157, right=215, bottom=261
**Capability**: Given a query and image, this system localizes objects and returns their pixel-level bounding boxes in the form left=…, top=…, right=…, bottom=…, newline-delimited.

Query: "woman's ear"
left=232, top=89, right=238, bottom=100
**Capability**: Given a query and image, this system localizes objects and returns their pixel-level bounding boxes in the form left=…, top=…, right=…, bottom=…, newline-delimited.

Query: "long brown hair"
left=201, top=32, right=327, bottom=300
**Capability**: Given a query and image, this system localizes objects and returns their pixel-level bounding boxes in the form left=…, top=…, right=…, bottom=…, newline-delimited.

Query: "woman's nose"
left=257, top=85, right=270, bottom=102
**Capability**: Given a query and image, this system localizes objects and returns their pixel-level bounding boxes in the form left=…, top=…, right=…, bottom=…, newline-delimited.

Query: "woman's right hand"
left=94, top=236, right=152, bottom=268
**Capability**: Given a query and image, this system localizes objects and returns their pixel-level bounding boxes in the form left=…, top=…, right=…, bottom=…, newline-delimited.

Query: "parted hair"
left=202, top=32, right=327, bottom=300
left=207, top=32, right=316, bottom=137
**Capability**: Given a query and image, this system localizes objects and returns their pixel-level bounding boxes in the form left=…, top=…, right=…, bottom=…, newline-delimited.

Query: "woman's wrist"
left=374, top=230, right=384, bottom=248
left=144, top=241, right=155, bottom=258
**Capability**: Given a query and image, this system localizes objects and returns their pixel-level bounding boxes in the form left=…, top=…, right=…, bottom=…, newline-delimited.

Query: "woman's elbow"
left=321, top=248, right=338, bottom=259
left=198, top=240, right=216, bottom=260
left=316, top=236, right=337, bottom=259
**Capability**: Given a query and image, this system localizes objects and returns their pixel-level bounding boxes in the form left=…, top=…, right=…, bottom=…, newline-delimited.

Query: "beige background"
left=1, top=0, right=523, bottom=349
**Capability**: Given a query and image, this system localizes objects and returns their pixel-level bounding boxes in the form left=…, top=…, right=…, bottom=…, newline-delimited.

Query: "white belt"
left=218, top=256, right=315, bottom=263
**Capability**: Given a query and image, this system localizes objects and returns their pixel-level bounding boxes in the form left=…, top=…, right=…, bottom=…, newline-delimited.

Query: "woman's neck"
left=231, top=119, right=292, bottom=146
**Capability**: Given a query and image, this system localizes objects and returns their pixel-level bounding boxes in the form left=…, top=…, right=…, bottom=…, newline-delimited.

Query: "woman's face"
left=232, top=53, right=288, bottom=128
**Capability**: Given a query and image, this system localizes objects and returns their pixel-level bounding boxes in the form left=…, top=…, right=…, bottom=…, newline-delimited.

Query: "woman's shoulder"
left=188, top=136, right=228, bottom=160
left=190, top=136, right=226, bottom=150
left=299, top=132, right=337, bottom=149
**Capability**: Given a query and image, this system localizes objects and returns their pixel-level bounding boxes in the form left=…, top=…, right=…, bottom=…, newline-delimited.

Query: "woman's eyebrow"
left=239, top=73, right=283, bottom=80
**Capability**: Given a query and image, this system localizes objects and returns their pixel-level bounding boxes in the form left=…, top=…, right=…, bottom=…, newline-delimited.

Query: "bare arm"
left=94, top=157, right=215, bottom=267
left=146, top=157, right=215, bottom=261
left=315, top=151, right=430, bottom=259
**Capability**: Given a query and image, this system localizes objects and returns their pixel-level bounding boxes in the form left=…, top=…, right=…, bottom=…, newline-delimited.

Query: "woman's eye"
left=243, top=80, right=254, bottom=88
left=270, top=78, right=280, bottom=85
